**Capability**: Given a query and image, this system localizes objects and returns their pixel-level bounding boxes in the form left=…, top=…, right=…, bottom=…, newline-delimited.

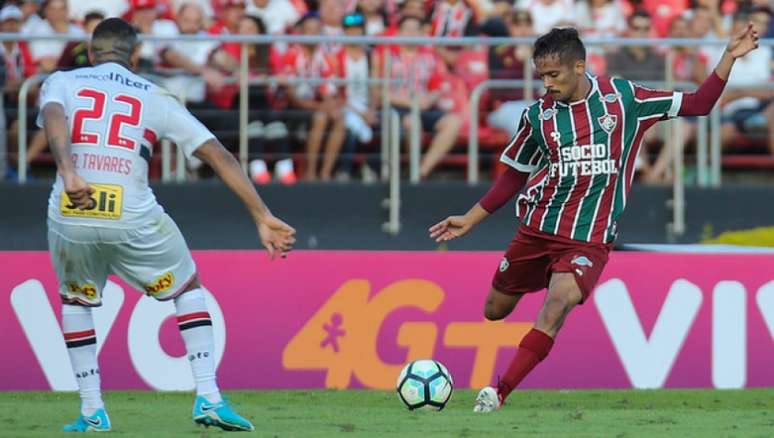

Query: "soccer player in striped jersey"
left=429, top=25, right=760, bottom=412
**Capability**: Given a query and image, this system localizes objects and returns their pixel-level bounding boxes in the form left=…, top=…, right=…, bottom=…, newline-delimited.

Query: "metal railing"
left=7, top=32, right=774, bottom=240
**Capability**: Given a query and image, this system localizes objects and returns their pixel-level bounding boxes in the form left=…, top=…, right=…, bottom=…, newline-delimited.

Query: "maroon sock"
left=498, top=329, right=554, bottom=400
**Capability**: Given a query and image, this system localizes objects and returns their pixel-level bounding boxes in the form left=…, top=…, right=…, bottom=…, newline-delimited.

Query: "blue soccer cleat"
left=192, top=395, right=254, bottom=432
left=62, top=408, right=111, bottom=432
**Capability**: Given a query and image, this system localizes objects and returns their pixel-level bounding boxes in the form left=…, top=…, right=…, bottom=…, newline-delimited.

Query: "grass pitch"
left=1, top=389, right=773, bottom=437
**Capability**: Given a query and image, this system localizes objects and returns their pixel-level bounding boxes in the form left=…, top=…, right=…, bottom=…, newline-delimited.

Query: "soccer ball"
left=396, top=359, right=453, bottom=411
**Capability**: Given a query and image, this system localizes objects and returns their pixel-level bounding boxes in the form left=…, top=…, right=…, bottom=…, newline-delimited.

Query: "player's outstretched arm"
left=194, top=139, right=296, bottom=260
left=429, top=167, right=529, bottom=242
left=42, top=102, right=94, bottom=210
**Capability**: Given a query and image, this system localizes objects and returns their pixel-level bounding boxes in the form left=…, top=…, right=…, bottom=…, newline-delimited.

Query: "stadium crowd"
left=0, top=0, right=772, bottom=184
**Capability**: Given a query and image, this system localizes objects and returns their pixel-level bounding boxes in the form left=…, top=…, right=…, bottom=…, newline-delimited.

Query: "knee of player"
left=547, top=292, right=579, bottom=315
left=483, top=306, right=506, bottom=321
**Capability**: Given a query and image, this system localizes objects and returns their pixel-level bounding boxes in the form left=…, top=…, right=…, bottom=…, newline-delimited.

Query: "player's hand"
left=62, top=172, right=95, bottom=210
left=726, top=22, right=759, bottom=59
left=429, top=215, right=473, bottom=242
left=257, top=214, right=296, bottom=260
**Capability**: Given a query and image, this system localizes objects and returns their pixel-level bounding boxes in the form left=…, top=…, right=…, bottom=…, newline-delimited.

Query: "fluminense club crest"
left=598, top=114, right=617, bottom=134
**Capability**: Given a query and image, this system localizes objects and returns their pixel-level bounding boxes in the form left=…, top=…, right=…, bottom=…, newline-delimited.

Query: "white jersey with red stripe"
left=37, top=62, right=214, bottom=229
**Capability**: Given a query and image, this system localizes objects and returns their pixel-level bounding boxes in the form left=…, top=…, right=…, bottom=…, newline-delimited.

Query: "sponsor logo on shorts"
left=60, top=184, right=123, bottom=220
left=143, top=272, right=175, bottom=296
left=66, top=282, right=97, bottom=300
left=499, top=258, right=510, bottom=272
left=571, top=255, right=594, bottom=268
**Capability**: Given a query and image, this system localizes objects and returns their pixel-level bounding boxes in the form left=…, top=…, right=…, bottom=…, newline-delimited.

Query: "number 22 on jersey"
left=71, top=88, right=142, bottom=150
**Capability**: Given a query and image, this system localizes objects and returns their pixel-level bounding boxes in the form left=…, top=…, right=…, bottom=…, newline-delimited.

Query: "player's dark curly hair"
left=533, top=28, right=586, bottom=66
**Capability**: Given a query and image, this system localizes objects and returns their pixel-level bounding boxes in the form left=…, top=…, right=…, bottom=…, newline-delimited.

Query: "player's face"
left=535, top=54, right=584, bottom=103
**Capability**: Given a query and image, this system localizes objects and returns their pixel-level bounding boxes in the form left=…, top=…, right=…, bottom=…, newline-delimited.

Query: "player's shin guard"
left=174, top=288, right=221, bottom=403
left=62, top=304, right=104, bottom=416
left=498, top=328, right=554, bottom=400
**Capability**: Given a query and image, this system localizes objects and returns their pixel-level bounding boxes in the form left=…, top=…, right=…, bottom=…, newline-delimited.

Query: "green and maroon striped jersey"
left=501, top=74, right=683, bottom=244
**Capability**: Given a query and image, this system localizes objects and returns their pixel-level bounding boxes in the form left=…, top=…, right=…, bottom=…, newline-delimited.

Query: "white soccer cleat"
left=473, top=386, right=502, bottom=413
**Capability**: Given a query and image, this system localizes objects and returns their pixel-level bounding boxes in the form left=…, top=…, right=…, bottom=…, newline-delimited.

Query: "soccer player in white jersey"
left=430, top=25, right=759, bottom=412
left=39, top=18, right=296, bottom=432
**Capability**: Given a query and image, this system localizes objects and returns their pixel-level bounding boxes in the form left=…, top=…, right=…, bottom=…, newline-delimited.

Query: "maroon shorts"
left=492, top=225, right=612, bottom=303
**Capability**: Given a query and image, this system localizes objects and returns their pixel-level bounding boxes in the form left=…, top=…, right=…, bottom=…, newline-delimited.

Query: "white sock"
left=62, top=304, right=104, bottom=416
left=174, top=288, right=221, bottom=403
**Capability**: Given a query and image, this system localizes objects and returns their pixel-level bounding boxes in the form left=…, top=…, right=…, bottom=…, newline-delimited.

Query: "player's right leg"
left=48, top=221, right=111, bottom=432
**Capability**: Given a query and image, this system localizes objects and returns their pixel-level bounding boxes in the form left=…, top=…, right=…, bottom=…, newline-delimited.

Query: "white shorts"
left=47, top=213, right=197, bottom=306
